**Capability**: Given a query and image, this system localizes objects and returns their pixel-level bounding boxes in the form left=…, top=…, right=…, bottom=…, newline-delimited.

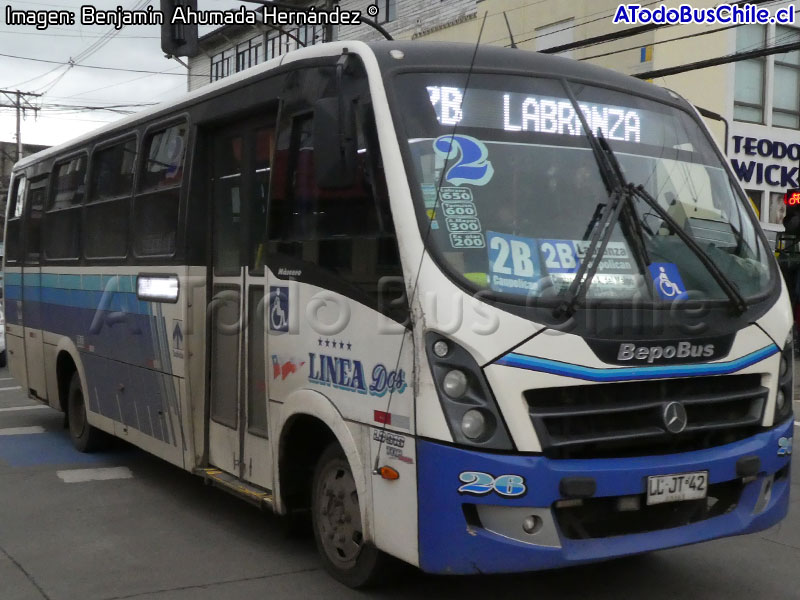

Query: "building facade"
left=186, top=0, right=799, bottom=238
left=186, top=0, right=478, bottom=91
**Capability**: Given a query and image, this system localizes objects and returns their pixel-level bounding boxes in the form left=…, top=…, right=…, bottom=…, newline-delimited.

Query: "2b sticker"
left=487, top=231, right=542, bottom=293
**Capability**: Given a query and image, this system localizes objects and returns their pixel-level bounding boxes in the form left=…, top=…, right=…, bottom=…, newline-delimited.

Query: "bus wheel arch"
left=278, top=413, right=338, bottom=517
left=275, top=392, right=371, bottom=529
left=55, top=345, right=83, bottom=415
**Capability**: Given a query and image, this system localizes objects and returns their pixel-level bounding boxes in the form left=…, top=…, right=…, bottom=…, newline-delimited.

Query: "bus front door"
left=207, top=121, right=275, bottom=490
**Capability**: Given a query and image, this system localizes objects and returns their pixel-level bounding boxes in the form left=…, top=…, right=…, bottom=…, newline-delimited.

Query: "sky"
left=0, top=0, right=248, bottom=148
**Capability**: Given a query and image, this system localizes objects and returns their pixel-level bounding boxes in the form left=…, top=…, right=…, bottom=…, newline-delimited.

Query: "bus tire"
left=0, top=351, right=6, bottom=368
left=67, top=372, right=106, bottom=453
left=311, top=443, right=388, bottom=588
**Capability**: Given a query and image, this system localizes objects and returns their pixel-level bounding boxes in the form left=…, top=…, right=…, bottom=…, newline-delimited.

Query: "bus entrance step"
left=196, top=468, right=274, bottom=511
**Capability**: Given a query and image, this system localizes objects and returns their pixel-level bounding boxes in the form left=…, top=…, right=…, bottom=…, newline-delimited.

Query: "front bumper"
left=417, top=419, right=793, bottom=574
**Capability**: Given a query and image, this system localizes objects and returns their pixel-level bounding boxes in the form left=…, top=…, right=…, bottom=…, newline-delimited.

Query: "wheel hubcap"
left=317, top=463, right=363, bottom=565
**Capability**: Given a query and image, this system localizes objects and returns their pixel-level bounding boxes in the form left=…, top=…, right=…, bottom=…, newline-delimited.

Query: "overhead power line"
left=498, top=0, right=663, bottom=48
left=582, top=22, right=797, bottom=63
left=0, top=29, right=160, bottom=39
left=581, top=23, right=740, bottom=61
left=0, top=51, right=203, bottom=77
left=635, top=36, right=800, bottom=79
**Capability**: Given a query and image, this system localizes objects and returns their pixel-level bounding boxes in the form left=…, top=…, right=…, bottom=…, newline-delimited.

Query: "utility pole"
left=0, top=89, right=41, bottom=162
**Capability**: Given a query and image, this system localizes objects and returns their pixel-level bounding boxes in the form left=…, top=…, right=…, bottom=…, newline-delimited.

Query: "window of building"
left=734, top=25, right=767, bottom=123
left=769, top=191, right=788, bottom=225
left=535, top=19, right=575, bottom=59
left=772, top=25, right=800, bottom=129
left=84, top=138, right=137, bottom=259
left=264, top=26, right=324, bottom=62
left=211, top=48, right=234, bottom=82
left=236, top=36, right=263, bottom=72
left=376, top=0, right=397, bottom=24
left=745, top=189, right=763, bottom=220
left=134, top=122, right=187, bottom=257
left=735, top=27, right=767, bottom=119
left=5, top=176, right=25, bottom=263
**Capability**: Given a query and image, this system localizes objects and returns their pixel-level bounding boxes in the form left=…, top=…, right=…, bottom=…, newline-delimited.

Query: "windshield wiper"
left=556, top=81, right=747, bottom=316
left=554, top=84, right=641, bottom=318
left=627, top=183, right=748, bottom=314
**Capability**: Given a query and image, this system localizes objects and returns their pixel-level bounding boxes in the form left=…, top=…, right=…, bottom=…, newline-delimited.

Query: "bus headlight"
left=775, top=334, right=794, bottom=424
left=443, top=370, right=468, bottom=398
left=776, top=390, right=787, bottom=414
left=461, top=409, right=487, bottom=440
left=425, top=332, right=513, bottom=451
left=780, top=353, right=790, bottom=378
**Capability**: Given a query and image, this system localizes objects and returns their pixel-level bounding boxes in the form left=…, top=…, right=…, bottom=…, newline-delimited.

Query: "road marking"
left=0, top=426, right=45, bottom=436
left=0, top=386, right=22, bottom=392
left=57, top=467, right=133, bottom=483
left=0, top=377, right=14, bottom=381
left=795, top=421, right=800, bottom=428
left=0, top=405, right=49, bottom=413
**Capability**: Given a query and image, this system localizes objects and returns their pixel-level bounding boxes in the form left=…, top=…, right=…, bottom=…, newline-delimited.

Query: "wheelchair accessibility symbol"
left=269, top=286, right=289, bottom=332
left=648, top=263, right=688, bottom=301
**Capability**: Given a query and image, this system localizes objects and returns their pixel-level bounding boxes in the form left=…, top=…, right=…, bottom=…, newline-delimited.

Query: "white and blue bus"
left=3, top=40, right=793, bottom=587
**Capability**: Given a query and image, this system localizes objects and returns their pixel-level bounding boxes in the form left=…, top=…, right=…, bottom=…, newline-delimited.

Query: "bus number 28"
left=458, top=471, right=527, bottom=497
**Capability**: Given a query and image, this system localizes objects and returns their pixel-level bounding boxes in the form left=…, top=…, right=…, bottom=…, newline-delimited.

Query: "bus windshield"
left=393, top=72, right=773, bottom=305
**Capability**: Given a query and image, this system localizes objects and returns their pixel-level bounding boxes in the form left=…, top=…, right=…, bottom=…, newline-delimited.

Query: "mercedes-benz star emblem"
left=662, top=401, right=688, bottom=434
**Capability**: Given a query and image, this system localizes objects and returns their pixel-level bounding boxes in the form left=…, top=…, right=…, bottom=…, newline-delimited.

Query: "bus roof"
left=14, top=40, right=680, bottom=171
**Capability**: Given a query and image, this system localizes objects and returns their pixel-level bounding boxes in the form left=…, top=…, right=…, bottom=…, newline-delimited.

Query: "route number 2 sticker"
left=433, top=135, right=494, bottom=186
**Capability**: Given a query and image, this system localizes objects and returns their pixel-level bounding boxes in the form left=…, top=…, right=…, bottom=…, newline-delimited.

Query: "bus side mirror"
left=313, top=97, right=358, bottom=189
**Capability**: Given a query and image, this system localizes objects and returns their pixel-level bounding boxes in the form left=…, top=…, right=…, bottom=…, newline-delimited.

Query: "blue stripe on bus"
left=41, top=273, right=58, bottom=288
left=3, top=272, right=178, bottom=449
left=494, top=344, right=779, bottom=382
left=59, top=274, right=82, bottom=290
left=82, top=274, right=102, bottom=291
left=5, top=285, right=147, bottom=314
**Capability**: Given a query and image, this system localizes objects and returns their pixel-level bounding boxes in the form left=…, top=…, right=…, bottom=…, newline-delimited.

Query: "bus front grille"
left=525, top=374, right=767, bottom=460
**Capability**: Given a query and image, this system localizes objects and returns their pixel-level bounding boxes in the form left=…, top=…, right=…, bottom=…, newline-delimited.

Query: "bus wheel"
left=311, top=443, right=387, bottom=588
left=67, top=373, right=105, bottom=453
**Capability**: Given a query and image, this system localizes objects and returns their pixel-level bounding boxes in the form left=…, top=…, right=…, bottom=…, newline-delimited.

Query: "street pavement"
left=0, top=366, right=798, bottom=600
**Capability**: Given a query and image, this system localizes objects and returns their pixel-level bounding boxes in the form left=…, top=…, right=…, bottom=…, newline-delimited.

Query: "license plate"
left=646, top=471, right=708, bottom=505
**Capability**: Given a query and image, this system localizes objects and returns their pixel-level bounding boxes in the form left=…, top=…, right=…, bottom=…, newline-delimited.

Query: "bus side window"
left=5, top=176, right=26, bottom=264
left=249, top=126, right=274, bottom=275
left=267, top=102, right=405, bottom=320
left=134, top=122, right=187, bottom=257
left=25, top=181, right=46, bottom=265
left=45, top=154, right=86, bottom=261
left=86, top=138, right=136, bottom=259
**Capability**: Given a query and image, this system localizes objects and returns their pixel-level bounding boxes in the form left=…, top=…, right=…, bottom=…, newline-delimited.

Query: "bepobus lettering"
left=617, top=342, right=715, bottom=363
